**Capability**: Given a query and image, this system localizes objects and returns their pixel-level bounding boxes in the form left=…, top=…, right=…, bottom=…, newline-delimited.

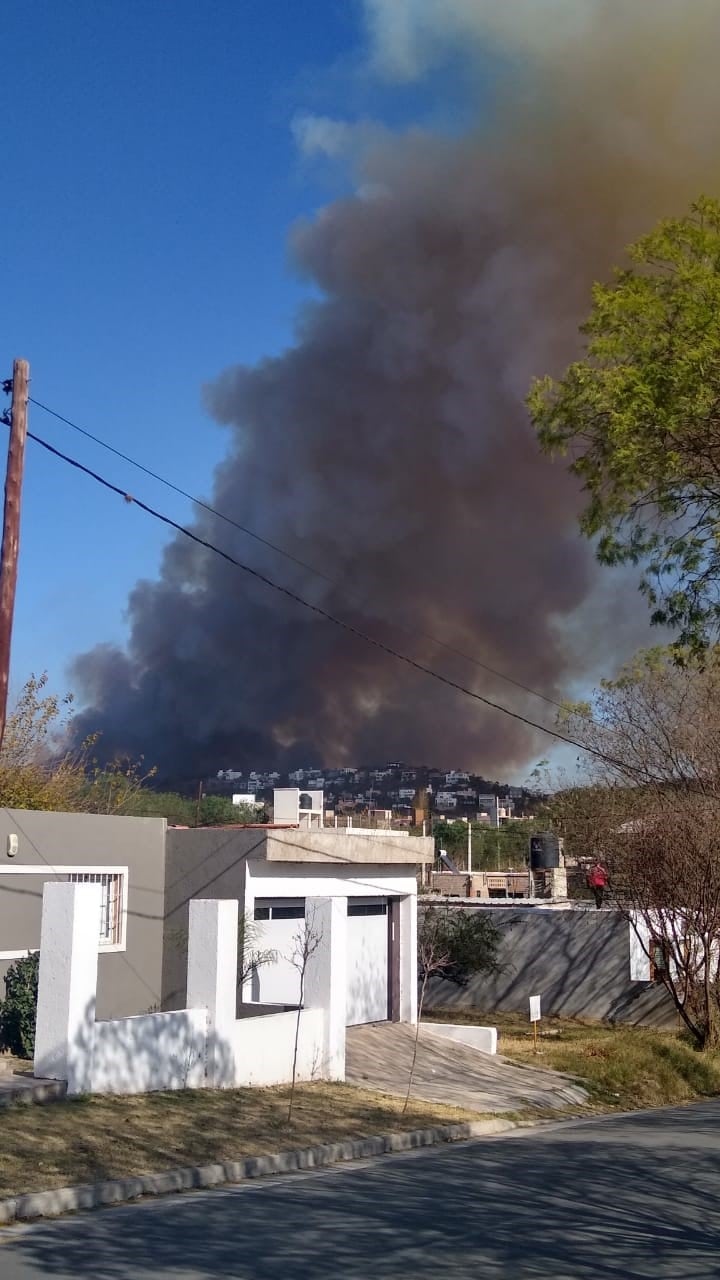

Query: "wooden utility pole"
left=0, top=359, right=29, bottom=751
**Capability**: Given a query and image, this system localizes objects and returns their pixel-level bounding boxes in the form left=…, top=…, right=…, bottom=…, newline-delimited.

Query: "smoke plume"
left=71, top=1, right=720, bottom=780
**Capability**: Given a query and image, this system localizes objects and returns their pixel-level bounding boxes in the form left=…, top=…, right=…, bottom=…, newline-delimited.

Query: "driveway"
left=2, top=1101, right=719, bottom=1277
left=346, top=1022, right=587, bottom=1111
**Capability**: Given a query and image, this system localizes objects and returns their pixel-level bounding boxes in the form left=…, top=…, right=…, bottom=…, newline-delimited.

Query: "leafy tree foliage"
left=0, top=675, right=264, bottom=826
left=196, top=795, right=251, bottom=826
left=403, top=904, right=500, bottom=1113
left=529, top=197, right=720, bottom=652
left=436, top=817, right=548, bottom=870
left=0, top=952, right=39, bottom=1058
left=434, top=820, right=468, bottom=858
left=0, top=674, right=154, bottom=813
left=418, top=905, right=500, bottom=988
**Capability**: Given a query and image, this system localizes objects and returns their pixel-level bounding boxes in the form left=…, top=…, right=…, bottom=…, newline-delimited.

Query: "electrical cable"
left=20, top=421, right=627, bottom=770
left=29, top=396, right=569, bottom=714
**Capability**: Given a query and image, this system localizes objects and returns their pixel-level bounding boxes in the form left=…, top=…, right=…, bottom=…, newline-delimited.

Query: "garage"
left=250, top=895, right=392, bottom=1025
left=346, top=898, right=389, bottom=1025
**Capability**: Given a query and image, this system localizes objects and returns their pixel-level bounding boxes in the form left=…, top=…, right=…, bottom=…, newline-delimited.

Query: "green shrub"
left=0, top=952, right=39, bottom=1058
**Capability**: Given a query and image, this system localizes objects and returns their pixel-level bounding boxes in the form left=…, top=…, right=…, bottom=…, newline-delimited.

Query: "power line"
left=29, top=395, right=569, bottom=714
left=21, top=421, right=623, bottom=769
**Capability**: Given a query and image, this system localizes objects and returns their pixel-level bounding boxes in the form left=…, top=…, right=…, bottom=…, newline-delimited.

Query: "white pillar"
left=186, top=898, right=238, bottom=1087
left=34, top=881, right=101, bottom=1095
left=399, top=892, right=418, bottom=1024
left=304, top=896, right=347, bottom=1080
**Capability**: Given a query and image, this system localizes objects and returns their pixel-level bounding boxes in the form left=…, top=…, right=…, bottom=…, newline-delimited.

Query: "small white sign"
left=529, top=994, right=541, bottom=1022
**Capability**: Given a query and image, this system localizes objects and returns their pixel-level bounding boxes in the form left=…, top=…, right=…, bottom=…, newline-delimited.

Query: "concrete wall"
left=231, top=1008, right=325, bottom=1086
left=423, top=1022, right=497, bottom=1055
left=263, top=828, right=430, bottom=864
left=92, top=1009, right=207, bottom=1094
left=35, top=884, right=344, bottom=1096
left=425, top=906, right=677, bottom=1028
left=0, top=808, right=166, bottom=1018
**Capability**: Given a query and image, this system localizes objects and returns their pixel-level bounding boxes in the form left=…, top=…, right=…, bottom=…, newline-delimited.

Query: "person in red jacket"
left=587, top=860, right=609, bottom=908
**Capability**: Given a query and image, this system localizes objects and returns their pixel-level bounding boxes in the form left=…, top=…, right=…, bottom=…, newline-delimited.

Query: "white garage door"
left=248, top=900, right=305, bottom=1005
left=346, top=898, right=389, bottom=1025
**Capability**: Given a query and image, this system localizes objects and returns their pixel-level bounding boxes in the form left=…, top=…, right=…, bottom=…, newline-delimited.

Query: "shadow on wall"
left=68, top=999, right=237, bottom=1096
left=426, top=910, right=677, bottom=1027
left=6, top=1102, right=720, bottom=1277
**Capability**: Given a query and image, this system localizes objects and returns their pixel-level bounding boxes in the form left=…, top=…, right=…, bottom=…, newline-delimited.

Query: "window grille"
left=68, top=872, right=124, bottom=946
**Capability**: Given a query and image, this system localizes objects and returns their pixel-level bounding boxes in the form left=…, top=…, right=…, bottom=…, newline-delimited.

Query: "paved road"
left=2, top=1101, right=719, bottom=1279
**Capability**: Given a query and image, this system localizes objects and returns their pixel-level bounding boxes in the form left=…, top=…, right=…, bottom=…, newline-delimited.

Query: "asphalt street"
left=1, top=1100, right=719, bottom=1279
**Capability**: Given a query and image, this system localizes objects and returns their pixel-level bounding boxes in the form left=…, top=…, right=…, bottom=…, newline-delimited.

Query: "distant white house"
left=232, top=793, right=264, bottom=810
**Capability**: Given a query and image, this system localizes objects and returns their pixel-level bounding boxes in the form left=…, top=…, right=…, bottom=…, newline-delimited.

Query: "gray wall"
left=162, top=826, right=261, bottom=1009
left=0, top=808, right=166, bottom=1020
left=425, top=906, right=677, bottom=1028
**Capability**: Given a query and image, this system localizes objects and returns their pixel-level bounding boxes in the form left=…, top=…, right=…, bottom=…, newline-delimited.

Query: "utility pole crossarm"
left=0, top=359, right=29, bottom=751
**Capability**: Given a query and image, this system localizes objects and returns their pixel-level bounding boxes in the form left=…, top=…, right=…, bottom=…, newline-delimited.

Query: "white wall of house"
left=92, top=1009, right=207, bottom=1093
left=243, top=861, right=417, bottom=1025
left=231, top=1008, right=325, bottom=1087
left=34, top=883, right=346, bottom=1096
left=629, top=916, right=651, bottom=982
left=249, top=905, right=304, bottom=1005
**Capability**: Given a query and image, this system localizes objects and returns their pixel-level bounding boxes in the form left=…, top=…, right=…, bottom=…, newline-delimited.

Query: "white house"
left=162, top=789, right=432, bottom=1028
left=15, top=788, right=433, bottom=1097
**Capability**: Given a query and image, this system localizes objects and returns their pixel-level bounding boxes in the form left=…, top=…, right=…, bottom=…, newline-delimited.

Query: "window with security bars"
left=67, top=872, right=124, bottom=946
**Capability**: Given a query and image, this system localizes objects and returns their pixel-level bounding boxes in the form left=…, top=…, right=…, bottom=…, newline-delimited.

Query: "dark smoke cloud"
left=71, top=1, right=720, bottom=780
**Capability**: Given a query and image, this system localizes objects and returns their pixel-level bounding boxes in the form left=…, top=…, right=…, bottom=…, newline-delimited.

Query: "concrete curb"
left=0, top=1080, right=68, bottom=1108
left=0, top=1117, right=515, bottom=1226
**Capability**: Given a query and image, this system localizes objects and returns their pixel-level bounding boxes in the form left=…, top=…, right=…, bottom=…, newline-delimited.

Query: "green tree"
left=404, top=905, right=500, bottom=1112
left=418, top=906, right=500, bottom=990
left=434, top=820, right=468, bottom=859
left=529, top=196, right=720, bottom=652
left=0, top=674, right=155, bottom=814
left=116, top=789, right=196, bottom=825
left=197, top=795, right=256, bottom=826
left=0, top=952, right=39, bottom=1058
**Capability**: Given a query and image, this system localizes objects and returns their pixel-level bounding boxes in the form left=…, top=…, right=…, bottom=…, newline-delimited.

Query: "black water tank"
left=529, top=832, right=560, bottom=870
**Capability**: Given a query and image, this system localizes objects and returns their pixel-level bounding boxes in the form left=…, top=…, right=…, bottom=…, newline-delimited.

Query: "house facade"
left=0, top=808, right=167, bottom=1018
left=0, top=793, right=432, bottom=1031
left=162, top=820, right=427, bottom=1026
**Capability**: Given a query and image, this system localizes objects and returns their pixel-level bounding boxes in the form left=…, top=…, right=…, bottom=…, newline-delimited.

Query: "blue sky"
left=3, top=0, right=399, bottom=701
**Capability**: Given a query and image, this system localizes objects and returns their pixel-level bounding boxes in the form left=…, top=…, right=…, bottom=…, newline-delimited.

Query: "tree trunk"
left=402, top=973, right=428, bottom=1115
left=288, top=976, right=304, bottom=1123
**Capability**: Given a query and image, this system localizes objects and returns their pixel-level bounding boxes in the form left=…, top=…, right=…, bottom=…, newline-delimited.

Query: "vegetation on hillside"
left=434, top=817, right=548, bottom=871
left=0, top=674, right=260, bottom=826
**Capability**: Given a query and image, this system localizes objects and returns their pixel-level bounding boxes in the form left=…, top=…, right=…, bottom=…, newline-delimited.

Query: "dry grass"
left=0, top=1083, right=477, bottom=1200
left=425, top=1007, right=720, bottom=1112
